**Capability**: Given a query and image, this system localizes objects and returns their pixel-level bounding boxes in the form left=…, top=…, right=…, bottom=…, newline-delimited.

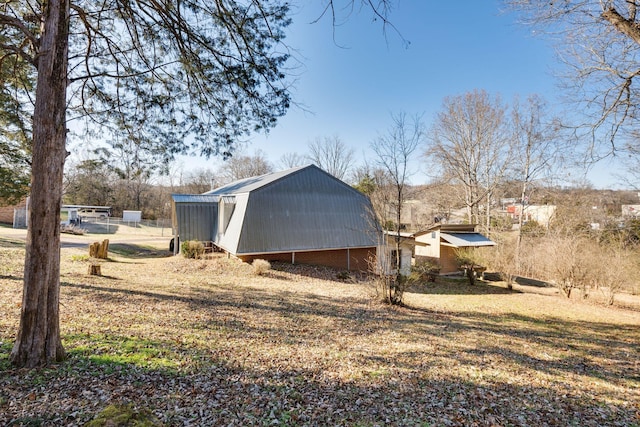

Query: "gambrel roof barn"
left=172, top=164, right=379, bottom=270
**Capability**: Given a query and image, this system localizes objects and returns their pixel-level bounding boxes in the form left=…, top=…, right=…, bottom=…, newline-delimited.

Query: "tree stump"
left=97, top=239, right=109, bottom=259
left=88, top=239, right=109, bottom=259
left=89, top=242, right=99, bottom=257
left=88, top=264, right=101, bottom=276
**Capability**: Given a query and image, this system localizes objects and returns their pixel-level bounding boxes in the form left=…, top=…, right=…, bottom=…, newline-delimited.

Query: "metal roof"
left=440, top=232, right=495, bottom=248
left=205, top=165, right=309, bottom=196
left=171, top=194, right=219, bottom=203
left=414, top=223, right=478, bottom=236
left=173, top=202, right=218, bottom=242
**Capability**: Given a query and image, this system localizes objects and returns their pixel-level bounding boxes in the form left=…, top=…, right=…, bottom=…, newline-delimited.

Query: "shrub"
left=455, top=247, right=487, bottom=286
left=490, top=215, right=513, bottom=232
left=543, top=236, right=592, bottom=299
left=336, top=271, right=352, bottom=281
left=520, top=220, right=546, bottom=237
left=411, top=260, right=440, bottom=282
left=181, top=240, right=205, bottom=259
left=252, top=259, right=271, bottom=275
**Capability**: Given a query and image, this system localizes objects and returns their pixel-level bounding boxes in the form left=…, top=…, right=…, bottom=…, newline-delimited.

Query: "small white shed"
left=414, top=224, right=495, bottom=274
left=379, top=231, right=415, bottom=277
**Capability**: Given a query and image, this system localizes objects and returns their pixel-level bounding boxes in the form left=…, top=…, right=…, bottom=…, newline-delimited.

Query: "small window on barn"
left=431, top=232, right=436, bottom=239
left=219, top=196, right=236, bottom=234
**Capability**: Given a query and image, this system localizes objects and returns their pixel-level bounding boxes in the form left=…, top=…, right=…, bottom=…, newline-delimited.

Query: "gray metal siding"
left=175, top=203, right=218, bottom=242
left=235, top=166, right=378, bottom=254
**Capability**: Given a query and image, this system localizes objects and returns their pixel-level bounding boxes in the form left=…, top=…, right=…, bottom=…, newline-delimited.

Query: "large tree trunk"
left=11, top=0, right=70, bottom=368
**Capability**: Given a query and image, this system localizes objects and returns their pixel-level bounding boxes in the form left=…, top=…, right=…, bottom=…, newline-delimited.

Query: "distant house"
left=171, top=165, right=380, bottom=271
left=506, top=204, right=556, bottom=228
left=413, top=224, right=495, bottom=274
left=622, top=204, right=640, bottom=218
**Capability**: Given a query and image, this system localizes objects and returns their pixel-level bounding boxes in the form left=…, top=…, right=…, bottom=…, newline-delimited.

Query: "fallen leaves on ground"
left=1, top=248, right=639, bottom=426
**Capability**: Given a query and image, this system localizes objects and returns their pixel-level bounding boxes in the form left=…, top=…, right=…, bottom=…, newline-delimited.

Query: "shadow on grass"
left=0, top=237, right=25, bottom=248
left=4, top=269, right=639, bottom=425
left=269, top=261, right=369, bottom=283
left=387, top=306, right=639, bottom=388
left=59, top=278, right=639, bottom=392
left=0, top=326, right=637, bottom=426
left=107, top=243, right=172, bottom=259
left=407, top=276, right=522, bottom=296
left=81, top=222, right=120, bottom=235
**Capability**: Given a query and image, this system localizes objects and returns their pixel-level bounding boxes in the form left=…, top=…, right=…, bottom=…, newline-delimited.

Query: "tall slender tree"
left=371, top=112, right=424, bottom=305
left=510, top=95, right=561, bottom=274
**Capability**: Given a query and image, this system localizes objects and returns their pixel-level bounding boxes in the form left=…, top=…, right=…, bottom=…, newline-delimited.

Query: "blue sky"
left=184, top=1, right=622, bottom=188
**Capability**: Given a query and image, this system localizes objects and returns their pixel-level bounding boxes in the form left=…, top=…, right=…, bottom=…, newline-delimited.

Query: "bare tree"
left=426, top=90, right=512, bottom=228
left=418, top=180, right=464, bottom=225
left=506, top=0, right=640, bottom=155
left=618, top=139, right=640, bottom=189
left=371, top=112, right=424, bottom=305
left=182, top=168, right=218, bottom=194
left=307, top=135, right=355, bottom=180
left=590, top=237, right=634, bottom=305
left=63, top=158, right=115, bottom=207
left=279, top=152, right=308, bottom=169
left=217, top=150, right=274, bottom=184
left=510, top=95, right=562, bottom=277
left=352, top=163, right=395, bottom=227
left=95, top=137, right=167, bottom=211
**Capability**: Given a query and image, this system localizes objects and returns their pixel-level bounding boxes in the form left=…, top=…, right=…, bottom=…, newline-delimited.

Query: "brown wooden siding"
left=440, top=246, right=459, bottom=274
left=415, top=245, right=460, bottom=275
left=239, top=247, right=376, bottom=271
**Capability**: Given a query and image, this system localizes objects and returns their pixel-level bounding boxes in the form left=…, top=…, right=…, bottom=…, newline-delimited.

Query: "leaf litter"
left=0, top=247, right=638, bottom=426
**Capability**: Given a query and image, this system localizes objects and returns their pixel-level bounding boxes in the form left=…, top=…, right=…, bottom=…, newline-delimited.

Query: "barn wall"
left=416, top=246, right=459, bottom=274
left=238, top=247, right=376, bottom=271
left=236, top=166, right=378, bottom=254
left=175, top=203, right=218, bottom=242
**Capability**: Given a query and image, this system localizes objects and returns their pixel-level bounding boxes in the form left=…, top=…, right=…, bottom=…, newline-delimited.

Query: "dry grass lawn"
left=0, top=234, right=639, bottom=426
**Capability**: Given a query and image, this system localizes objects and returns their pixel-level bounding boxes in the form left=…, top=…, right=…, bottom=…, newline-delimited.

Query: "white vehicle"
left=78, top=207, right=111, bottom=220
